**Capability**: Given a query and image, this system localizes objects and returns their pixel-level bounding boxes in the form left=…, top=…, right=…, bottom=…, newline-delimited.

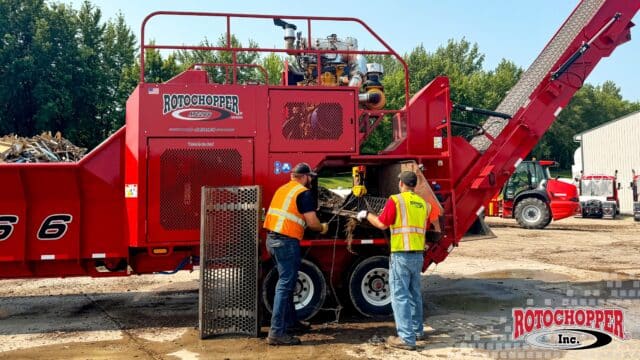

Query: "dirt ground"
left=1, top=217, right=639, bottom=359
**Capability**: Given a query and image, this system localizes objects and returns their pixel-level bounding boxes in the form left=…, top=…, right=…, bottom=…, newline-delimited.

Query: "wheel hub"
left=523, top=204, right=541, bottom=223
left=360, top=267, right=390, bottom=306
left=294, top=271, right=315, bottom=309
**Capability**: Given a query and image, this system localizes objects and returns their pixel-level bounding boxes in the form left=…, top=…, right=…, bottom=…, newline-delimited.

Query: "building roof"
left=573, top=109, right=640, bottom=142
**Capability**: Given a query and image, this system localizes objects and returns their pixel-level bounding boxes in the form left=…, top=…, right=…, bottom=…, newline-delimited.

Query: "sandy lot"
left=0, top=217, right=638, bottom=359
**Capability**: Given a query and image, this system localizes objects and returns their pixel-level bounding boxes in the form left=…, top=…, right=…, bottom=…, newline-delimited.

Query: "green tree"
left=261, top=52, right=283, bottom=85
left=0, top=0, right=46, bottom=135
left=0, top=0, right=138, bottom=148
left=361, top=39, right=520, bottom=153
left=103, top=12, right=137, bottom=131
left=175, top=35, right=260, bottom=84
left=532, top=82, right=640, bottom=167
left=66, top=1, right=108, bottom=146
left=31, top=2, right=78, bottom=135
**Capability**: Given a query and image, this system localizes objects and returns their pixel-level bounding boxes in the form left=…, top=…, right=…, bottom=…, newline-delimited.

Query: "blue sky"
left=67, top=0, right=639, bottom=101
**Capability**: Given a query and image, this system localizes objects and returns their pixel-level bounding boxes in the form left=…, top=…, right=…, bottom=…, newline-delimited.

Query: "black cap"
left=398, top=171, right=418, bottom=187
left=292, top=162, right=317, bottom=177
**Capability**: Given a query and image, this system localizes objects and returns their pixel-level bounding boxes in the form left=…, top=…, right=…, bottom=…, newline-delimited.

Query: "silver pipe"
left=348, top=55, right=367, bottom=87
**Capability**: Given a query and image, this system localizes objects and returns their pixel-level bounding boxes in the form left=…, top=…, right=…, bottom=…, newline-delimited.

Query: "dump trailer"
left=631, top=169, right=639, bottom=220
left=1, top=0, right=639, bottom=336
left=578, top=172, right=621, bottom=218
left=486, top=160, right=579, bottom=229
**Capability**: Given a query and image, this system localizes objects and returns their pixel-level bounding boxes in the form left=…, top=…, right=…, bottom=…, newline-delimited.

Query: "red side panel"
left=547, top=179, right=580, bottom=220
left=0, top=170, right=26, bottom=262
left=24, top=168, right=80, bottom=261
left=0, top=129, right=127, bottom=278
left=80, top=128, right=127, bottom=260
left=146, top=138, right=254, bottom=244
left=268, top=89, right=356, bottom=153
left=502, top=199, right=514, bottom=218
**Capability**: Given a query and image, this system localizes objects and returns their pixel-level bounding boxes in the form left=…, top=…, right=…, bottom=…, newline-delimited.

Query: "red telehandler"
left=1, top=0, right=638, bottom=337
left=486, top=160, right=579, bottom=229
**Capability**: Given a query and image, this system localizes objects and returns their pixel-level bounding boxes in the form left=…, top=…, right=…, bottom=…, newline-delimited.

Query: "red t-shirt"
left=377, top=195, right=441, bottom=227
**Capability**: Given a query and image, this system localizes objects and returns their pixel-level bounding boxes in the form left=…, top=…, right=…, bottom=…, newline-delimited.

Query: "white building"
left=573, top=110, right=640, bottom=215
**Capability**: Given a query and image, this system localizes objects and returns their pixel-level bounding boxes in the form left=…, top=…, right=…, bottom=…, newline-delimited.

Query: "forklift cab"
left=503, top=160, right=554, bottom=200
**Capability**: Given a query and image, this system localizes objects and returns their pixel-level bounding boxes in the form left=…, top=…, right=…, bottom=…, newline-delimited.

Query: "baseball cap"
left=398, top=171, right=418, bottom=187
left=292, top=162, right=317, bottom=177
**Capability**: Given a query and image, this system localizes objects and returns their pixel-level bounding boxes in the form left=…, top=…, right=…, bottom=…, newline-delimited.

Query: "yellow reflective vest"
left=389, top=191, right=430, bottom=252
left=263, top=180, right=307, bottom=240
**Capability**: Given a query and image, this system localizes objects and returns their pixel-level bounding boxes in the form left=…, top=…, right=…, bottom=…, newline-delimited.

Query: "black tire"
left=514, top=198, right=550, bottom=229
left=262, top=259, right=327, bottom=321
left=348, top=256, right=392, bottom=317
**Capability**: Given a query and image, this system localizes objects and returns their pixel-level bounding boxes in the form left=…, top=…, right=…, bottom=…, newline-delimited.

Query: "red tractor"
left=487, top=160, right=579, bottom=229
left=578, top=172, right=621, bottom=219
left=0, top=1, right=638, bottom=336
left=631, top=169, right=639, bottom=221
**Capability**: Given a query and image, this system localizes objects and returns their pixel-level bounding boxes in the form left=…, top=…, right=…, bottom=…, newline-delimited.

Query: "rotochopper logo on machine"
left=163, top=93, right=242, bottom=121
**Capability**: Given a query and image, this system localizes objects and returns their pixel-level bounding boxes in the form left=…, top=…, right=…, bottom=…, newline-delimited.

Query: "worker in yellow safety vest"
left=356, top=170, right=441, bottom=350
left=263, top=162, right=328, bottom=346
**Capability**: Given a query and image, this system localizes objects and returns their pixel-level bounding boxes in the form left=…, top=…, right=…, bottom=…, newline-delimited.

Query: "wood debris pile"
left=0, top=132, right=87, bottom=163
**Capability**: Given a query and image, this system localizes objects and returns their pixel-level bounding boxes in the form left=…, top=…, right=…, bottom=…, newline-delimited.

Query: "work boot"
left=287, top=320, right=311, bottom=335
left=386, top=336, right=416, bottom=351
left=416, top=333, right=428, bottom=341
left=267, top=334, right=301, bottom=346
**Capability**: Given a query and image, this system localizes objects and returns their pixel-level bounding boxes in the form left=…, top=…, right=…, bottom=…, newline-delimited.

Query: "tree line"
left=1, top=0, right=638, bottom=168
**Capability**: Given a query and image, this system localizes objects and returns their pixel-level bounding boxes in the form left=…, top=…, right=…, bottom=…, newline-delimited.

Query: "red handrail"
left=139, top=11, right=411, bottom=115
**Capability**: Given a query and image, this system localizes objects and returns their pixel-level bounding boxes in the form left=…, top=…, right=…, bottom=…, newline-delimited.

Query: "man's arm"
left=303, top=211, right=325, bottom=232
left=298, top=190, right=328, bottom=234
left=362, top=199, right=396, bottom=230
left=365, top=213, right=389, bottom=230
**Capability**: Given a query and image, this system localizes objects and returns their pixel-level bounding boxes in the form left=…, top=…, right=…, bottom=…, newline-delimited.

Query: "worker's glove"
left=356, top=210, right=368, bottom=222
left=319, top=223, right=329, bottom=235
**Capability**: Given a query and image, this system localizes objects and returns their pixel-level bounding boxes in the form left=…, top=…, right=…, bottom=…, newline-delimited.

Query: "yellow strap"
left=390, top=226, right=425, bottom=235
left=267, top=208, right=306, bottom=226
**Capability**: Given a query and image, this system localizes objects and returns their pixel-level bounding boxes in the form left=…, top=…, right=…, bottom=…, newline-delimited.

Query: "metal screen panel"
left=199, top=186, right=260, bottom=339
left=282, top=102, right=344, bottom=140
left=268, top=89, right=355, bottom=153
left=161, top=149, right=242, bottom=230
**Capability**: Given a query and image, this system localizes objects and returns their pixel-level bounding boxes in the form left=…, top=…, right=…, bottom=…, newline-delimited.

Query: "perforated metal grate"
left=160, top=149, right=242, bottom=230
left=361, top=195, right=388, bottom=213
left=282, top=102, right=343, bottom=139
left=199, top=186, right=260, bottom=339
left=470, top=0, right=605, bottom=151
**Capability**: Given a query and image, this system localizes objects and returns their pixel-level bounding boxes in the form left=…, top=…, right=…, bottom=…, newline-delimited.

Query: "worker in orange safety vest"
left=356, top=170, right=441, bottom=350
left=263, top=162, right=328, bottom=346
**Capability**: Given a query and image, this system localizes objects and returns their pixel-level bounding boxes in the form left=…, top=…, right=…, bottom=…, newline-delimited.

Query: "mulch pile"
left=0, top=132, right=86, bottom=163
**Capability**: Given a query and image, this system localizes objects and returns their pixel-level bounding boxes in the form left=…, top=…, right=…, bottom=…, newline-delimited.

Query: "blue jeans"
left=389, top=252, right=424, bottom=346
left=266, top=232, right=301, bottom=337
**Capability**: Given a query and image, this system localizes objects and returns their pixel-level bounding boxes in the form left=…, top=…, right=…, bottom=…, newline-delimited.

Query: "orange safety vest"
left=389, top=191, right=430, bottom=252
left=263, top=180, right=308, bottom=240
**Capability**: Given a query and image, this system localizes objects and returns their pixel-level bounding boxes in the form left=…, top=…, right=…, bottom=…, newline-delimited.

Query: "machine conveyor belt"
left=470, top=0, right=605, bottom=151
